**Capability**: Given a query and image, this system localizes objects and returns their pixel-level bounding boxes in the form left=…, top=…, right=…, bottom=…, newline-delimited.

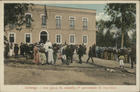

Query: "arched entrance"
left=40, top=31, right=48, bottom=43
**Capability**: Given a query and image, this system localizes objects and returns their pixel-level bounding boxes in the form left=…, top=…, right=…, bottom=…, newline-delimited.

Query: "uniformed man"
left=20, top=42, right=24, bottom=56
left=53, top=44, right=59, bottom=64
left=103, top=48, right=108, bottom=59
left=130, top=44, right=136, bottom=69
left=92, top=44, right=96, bottom=58
left=69, top=45, right=75, bottom=63
left=65, top=45, right=71, bottom=65
left=14, top=44, right=19, bottom=58
left=86, top=46, right=94, bottom=63
left=77, top=45, right=84, bottom=64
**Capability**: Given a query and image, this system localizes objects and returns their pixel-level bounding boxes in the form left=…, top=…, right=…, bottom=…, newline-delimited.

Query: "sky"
left=46, top=4, right=110, bottom=21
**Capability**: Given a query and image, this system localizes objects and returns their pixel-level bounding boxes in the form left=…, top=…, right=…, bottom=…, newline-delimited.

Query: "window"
left=69, top=16, right=75, bottom=29
left=25, top=33, right=31, bottom=43
left=25, top=13, right=32, bottom=27
left=56, top=34, right=62, bottom=44
left=42, top=15, right=46, bottom=26
left=82, top=17, right=88, bottom=30
left=82, top=35, right=88, bottom=44
left=69, top=34, right=75, bottom=44
left=56, top=16, right=61, bottom=29
left=9, top=33, right=15, bottom=43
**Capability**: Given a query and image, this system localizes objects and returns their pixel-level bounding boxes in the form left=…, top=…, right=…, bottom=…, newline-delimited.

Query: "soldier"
left=29, top=44, right=34, bottom=59
left=22, top=43, right=26, bottom=56
left=77, top=45, right=85, bottom=64
left=86, top=47, right=94, bottom=63
left=92, top=44, right=96, bottom=58
left=103, top=48, right=108, bottom=59
left=25, top=43, right=30, bottom=59
left=14, top=44, right=19, bottom=58
left=24, top=44, right=28, bottom=56
left=20, top=42, right=24, bottom=56
left=130, top=44, right=136, bottom=69
left=100, top=47, right=104, bottom=59
left=69, top=45, right=75, bottom=63
left=108, top=47, right=112, bottom=60
left=53, top=44, right=59, bottom=64
left=110, top=48, right=114, bottom=60
left=82, top=44, right=87, bottom=55
left=65, top=45, right=71, bottom=65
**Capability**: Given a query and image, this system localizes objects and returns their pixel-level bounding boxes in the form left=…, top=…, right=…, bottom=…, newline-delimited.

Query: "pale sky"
left=46, top=4, right=110, bottom=21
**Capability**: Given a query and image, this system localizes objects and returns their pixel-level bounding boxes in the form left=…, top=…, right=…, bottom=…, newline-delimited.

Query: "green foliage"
left=4, top=4, right=33, bottom=31
left=96, top=30, right=116, bottom=47
left=96, top=20, right=116, bottom=47
left=104, top=3, right=136, bottom=48
left=96, top=19, right=132, bottom=48
left=104, top=3, right=136, bottom=30
left=116, top=32, right=131, bottom=48
left=131, top=31, right=136, bottom=44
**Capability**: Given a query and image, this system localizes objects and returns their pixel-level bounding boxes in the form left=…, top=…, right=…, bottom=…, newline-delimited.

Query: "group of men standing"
left=59, top=44, right=96, bottom=65
left=4, top=42, right=34, bottom=59
left=4, top=40, right=136, bottom=69
left=95, top=46, right=136, bottom=69
left=60, top=44, right=86, bottom=65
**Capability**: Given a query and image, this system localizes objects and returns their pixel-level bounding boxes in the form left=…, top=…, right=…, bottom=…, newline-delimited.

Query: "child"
left=119, top=55, right=125, bottom=68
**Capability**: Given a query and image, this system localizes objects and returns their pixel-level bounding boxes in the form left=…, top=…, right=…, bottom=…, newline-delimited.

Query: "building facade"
left=5, top=5, right=96, bottom=48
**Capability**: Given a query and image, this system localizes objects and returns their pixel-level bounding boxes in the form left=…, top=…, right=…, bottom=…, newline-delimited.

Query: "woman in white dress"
left=39, top=46, right=46, bottom=65
left=47, top=46, right=54, bottom=64
left=39, top=52, right=46, bottom=65
left=44, top=41, right=52, bottom=64
left=9, top=43, right=13, bottom=56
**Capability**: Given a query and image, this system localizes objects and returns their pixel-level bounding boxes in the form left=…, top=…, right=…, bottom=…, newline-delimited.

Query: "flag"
left=44, top=5, right=48, bottom=20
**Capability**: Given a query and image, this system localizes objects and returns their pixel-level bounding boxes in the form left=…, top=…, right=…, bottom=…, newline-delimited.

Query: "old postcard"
left=0, top=0, right=140, bottom=92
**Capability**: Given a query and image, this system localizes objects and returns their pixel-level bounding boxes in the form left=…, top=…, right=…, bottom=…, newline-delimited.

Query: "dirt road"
left=4, top=57, right=136, bottom=85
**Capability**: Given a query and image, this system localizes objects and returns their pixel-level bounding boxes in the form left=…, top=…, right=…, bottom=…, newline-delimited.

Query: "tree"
left=96, top=20, right=106, bottom=47
left=131, top=30, right=136, bottom=44
left=104, top=3, right=136, bottom=48
left=4, top=4, right=33, bottom=31
left=104, top=30, right=115, bottom=47
left=96, top=20, right=116, bottom=47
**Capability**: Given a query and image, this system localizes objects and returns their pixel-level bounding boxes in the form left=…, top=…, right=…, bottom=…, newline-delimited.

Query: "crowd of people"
left=4, top=41, right=136, bottom=69
left=4, top=41, right=87, bottom=65
left=95, top=46, right=136, bottom=68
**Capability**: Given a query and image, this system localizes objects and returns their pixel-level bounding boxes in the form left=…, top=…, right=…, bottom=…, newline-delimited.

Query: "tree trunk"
left=121, top=32, right=124, bottom=48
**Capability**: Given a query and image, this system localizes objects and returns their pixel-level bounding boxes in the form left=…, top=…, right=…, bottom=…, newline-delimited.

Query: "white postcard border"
left=0, top=1, right=139, bottom=92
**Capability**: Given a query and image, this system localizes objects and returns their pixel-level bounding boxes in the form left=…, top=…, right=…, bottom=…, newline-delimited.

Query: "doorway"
left=40, top=31, right=48, bottom=43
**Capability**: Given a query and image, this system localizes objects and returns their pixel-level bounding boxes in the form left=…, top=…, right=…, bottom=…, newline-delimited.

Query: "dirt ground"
left=4, top=55, right=136, bottom=85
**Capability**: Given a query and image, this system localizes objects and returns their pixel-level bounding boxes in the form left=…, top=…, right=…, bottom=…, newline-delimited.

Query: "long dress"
left=9, top=49, right=13, bottom=56
left=33, top=46, right=40, bottom=64
left=44, top=42, right=52, bottom=52
left=44, top=42, right=51, bottom=63
left=39, top=52, right=46, bottom=64
left=47, top=48, right=54, bottom=64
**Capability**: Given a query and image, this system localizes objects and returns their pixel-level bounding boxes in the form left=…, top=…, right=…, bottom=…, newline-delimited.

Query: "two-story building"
left=5, top=5, right=97, bottom=49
